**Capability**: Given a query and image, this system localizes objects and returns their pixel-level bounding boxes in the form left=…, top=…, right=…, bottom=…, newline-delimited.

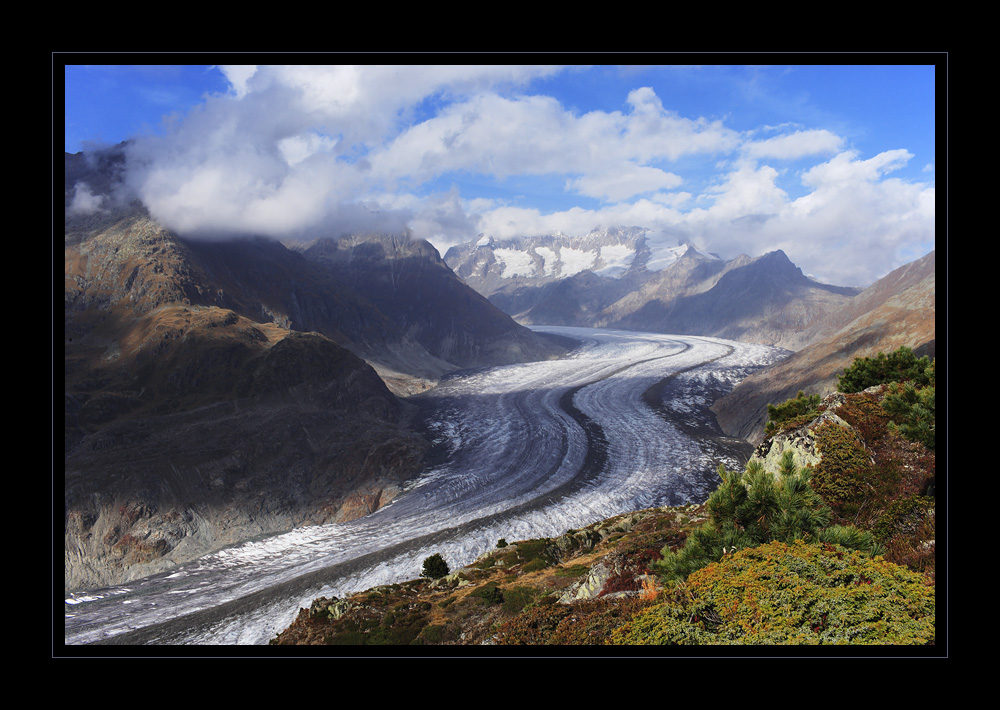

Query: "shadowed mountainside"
left=64, top=204, right=430, bottom=591
left=63, top=146, right=567, bottom=592
left=291, top=233, right=568, bottom=376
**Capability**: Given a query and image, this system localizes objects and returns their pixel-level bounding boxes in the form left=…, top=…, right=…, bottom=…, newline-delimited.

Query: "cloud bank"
left=115, top=65, right=935, bottom=287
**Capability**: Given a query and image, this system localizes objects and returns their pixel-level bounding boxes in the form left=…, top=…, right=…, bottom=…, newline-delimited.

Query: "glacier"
left=62, top=326, right=786, bottom=646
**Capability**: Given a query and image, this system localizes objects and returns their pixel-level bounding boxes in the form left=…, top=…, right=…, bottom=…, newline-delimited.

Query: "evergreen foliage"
left=421, top=553, right=450, bottom=579
left=881, top=359, right=936, bottom=449
left=837, top=348, right=936, bottom=449
left=470, top=581, right=504, bottom=605
left=837, top=346, right=932, bottom=393
left=652, top=451, right=880, bottom=582
left=764, top=390, right=821, bottom=436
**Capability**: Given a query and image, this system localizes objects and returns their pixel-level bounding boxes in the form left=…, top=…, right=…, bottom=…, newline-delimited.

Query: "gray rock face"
left=750, top=409, right=855, bottom=478
left=309, top=596, right=355, bottom=620
left=557, top=561, right=613, bottom=604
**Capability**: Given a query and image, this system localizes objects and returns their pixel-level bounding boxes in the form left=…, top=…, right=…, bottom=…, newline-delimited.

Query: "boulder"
left=557, top=561, right=613, bottom=604
left=749, top=391, right=871, bottom=478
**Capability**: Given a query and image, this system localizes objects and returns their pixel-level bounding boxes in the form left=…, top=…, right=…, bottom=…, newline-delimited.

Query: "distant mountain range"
left=445, top=227, right=935, bottom=444
left=444, top=227, right=862, bottom=350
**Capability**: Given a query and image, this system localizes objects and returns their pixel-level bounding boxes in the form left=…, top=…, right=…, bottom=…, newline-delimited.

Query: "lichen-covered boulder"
left=557, top=561, right=613, bottom=604
left=750, top=395, right=864, bottom=478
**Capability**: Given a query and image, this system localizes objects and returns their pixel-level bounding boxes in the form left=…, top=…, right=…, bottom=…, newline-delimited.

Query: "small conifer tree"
left=764, top=390, right=821, bottom=436
left=421, top=553, right=450, bottom=579
left=653, top=451, right=880, bottom=582
left=837, top=346, right=932, bottom=393
left=881, top=359, right=935, bottom=449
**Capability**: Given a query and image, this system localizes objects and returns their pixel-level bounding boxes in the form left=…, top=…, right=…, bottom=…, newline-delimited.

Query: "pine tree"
left=837, top=346, right=932, bottom=393
left=764, top=391, right=821, bottom=436
left=421, top=553, right=450, bottom=579
left=881, top=359, right=935, bottom=450
left=653, top=451, right=880, bottom=582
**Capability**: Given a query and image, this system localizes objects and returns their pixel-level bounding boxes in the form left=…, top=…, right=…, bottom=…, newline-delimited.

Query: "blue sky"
left=62, top=61, right=939, bottom=287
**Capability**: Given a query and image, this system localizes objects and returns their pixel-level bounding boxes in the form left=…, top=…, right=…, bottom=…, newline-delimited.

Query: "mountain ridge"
left=62, top=147, right=567, bottom=591
left=444, top=229, right=862, bottom=350
left=710, top=249, right=936, bottom=443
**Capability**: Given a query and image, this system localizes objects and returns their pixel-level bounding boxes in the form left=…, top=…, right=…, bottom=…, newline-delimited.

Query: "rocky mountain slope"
left=711, top=249, right=936, bottom=443
left=444, top=228, right=860, bottom=350
left=62, top=146, right=566, bottom=592
left=290, top=233, right=567, bottom=382
left=271, top=384, right=936, bottom=647
left=64, top=204, right=427, bottom=591
left=268, top=243, right=938, bottom=648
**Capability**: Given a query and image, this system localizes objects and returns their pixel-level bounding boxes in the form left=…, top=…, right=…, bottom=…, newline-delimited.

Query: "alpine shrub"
left=837, top=347, right=932, bottom=393
left=652, top=451, right=879, bottom=582
left=764, top=391, right=821, bottom=436
left=612, top=540, right=935, bottom=645
left=881, top=361, right=935, bottom=450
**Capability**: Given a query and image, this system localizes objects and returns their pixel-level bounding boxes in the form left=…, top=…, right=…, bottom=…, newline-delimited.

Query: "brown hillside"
left=711, top=250, right=935, bottom=443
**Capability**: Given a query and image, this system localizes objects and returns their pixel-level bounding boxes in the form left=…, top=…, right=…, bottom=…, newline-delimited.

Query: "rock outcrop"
left=748, top=392, right=870, bottom=478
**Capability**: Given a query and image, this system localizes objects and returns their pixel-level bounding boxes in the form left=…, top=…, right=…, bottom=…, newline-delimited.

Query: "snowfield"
left=63, top=326, right=786, bottom=646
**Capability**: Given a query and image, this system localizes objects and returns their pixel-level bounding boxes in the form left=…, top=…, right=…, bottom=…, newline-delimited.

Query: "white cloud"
left=111, top=65, right=933, bottom=287
left=622, top=87, right=741, bottom=161
left=744, top=128, right=843, bottom=160
left=67, top=182, right=107, bottom=215
left=123, top=66, right=574, bottom=240
left=278, top=132, right=339, bottom=166
left=372, top=86, right=740, bottom=190
left=217, top=65, right=257, bottom=98
left=567, top=164, right=683, bottom=202
left=800, top=148, right=914, bottom=188
left=698, top=162, right=790, bottom=220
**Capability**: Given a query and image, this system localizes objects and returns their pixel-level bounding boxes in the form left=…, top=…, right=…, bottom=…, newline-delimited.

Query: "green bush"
left=501, top=585, right=540, bottom=614
left=421, top=553, right=450, bottom=579
left=837, top=347, right=932, bottom=393
left=420, top=624, right=445, bottom=644
left=469, top=582, right=504, bottom=606
left=652, top=451, right=879, bottom=582
left=522, top=557, right=550, bottom=573
left=613, top=540, right=934, bottom=645
left=764, top=390, right=821, bottom=436
left=882, top=365, right=935, bottom=449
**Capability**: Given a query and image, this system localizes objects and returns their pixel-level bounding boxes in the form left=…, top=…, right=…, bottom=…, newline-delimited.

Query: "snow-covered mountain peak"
left=644, top=241, right=721, bottom=272
left=447, top=227, right=723, bottom=285
left=449, top=226, right=659, bottom=283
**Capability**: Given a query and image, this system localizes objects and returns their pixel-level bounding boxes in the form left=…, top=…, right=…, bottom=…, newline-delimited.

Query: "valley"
left=61, top=147, right=935, bottom=648
left=59, top=63, right=939, bottom=650
left=63, top=326, right=786, bottom=645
